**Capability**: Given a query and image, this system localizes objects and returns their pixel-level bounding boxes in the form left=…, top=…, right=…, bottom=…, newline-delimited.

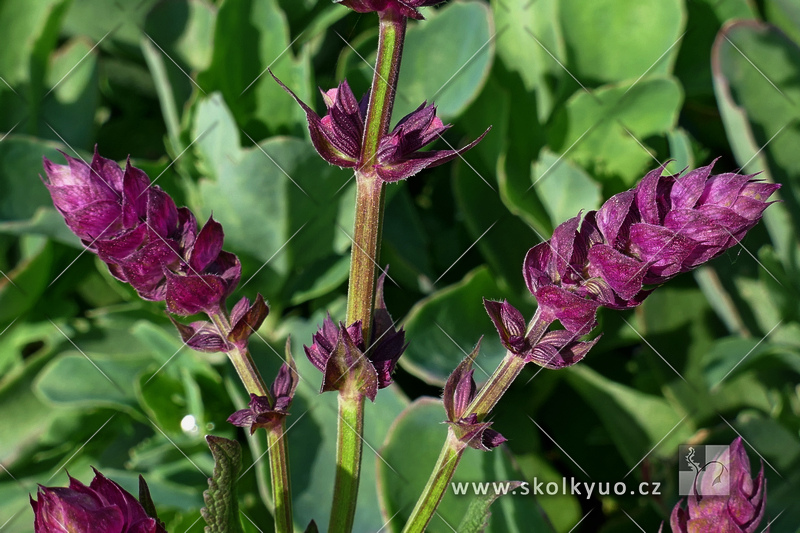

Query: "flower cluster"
left=442, top=340, right=506, bottom=451
left=484, top=160, right=779, bottom=369
left=31, top=469, right=166, bottom=533
left=522, top=160, right=779, bottom=336
left=273, top=75, right=488, bottom=182
left=304, top=273, right=406, bottom=399
left=335, top=0, right=444, bottom=20
left=43, top=150, right=267, bottom=351
left=667, top=437, right=768, bottom=532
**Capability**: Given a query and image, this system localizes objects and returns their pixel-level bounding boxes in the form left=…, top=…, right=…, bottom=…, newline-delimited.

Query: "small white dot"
left=181, top=415, right=198, bottom=434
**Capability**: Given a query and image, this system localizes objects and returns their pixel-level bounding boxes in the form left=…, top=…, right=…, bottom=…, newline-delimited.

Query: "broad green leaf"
left=532, top=149, right=601, bottom=226
left=202, top=436, right=245, bottom=533
left=549, top=77, right=683, bottom=185
left=192, top=93, right=351, bottom=287
left=766, top=0, right=800, bottom=45
left=392, top=0, right=495, bottom=121
left=196, top=0, right=309, bottom=134
left=61, top=0, right=159, bottom=52
left=0, top=137, right=67, bottom=222
left=401, top=267, right=509, bottom=386
left=566, top=365, right=695, bottom=467
left=559, top=0, right=685, bottom=85
left=0, top=240, right=53, bottom=324
left=492, top=0, right=564, bottom=120
left=712, top=21, right=800, bottom=262
left=377, top=398, right=554, bottom=533
left=41, top=37, right=99, bottom=149
left=0, top=350, right=72, bottom=465
left=144, top=0, right=216, bottom=72
left=34, top=352, right=144, bottom=412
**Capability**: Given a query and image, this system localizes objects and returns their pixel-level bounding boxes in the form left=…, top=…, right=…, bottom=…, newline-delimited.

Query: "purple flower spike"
left=229, top=340, right=299, bottom=433
left=442, top=340, right=506, bottom=451
left=524, top=160, right=780, bottom=335
left=274, top=74, right=488, bottom=182
left=30, top=469, right=166, bottom=533
left=335, top=0, right=445, bottom=20
left=43, top=150, right=245, bottom=319
left=669, top=437, right=768, bottom=532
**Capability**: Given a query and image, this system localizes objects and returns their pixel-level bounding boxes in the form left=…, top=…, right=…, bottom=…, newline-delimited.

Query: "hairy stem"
left=267, top=421, right=293, bottom=533
left=401, top=429, right=467, bottom=533
left=332, top=10, right=408, bottom=533
left=328, top=391, right=366, bottom=533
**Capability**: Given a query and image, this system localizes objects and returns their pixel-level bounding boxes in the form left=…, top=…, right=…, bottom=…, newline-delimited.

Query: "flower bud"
left=30, top=469, right=166, bottom=533
left=669, top=437, right=768, bottom=532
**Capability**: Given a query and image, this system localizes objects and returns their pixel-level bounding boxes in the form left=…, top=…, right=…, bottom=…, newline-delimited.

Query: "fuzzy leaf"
left=456, top=481, right=525, bottom=533
left=202, top=436, right=245, bottom=533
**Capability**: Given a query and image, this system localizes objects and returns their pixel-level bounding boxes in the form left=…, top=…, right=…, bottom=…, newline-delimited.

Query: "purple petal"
left=586, top=244, right=648, bottom=301
left=635, top=165, right=670, bottom=225
left=190, top=216, right=225, bottom=272
left=228, top=294, right=269, bottom=345
left=596, top=190, right=636, bottom=247
left=145, top=188, right=179, bottom=239
left=483, top=299, right=527, bottom=353
left=374, top=127, right=490, bottom=182
left=528, top=331, right=600, bottom=369
left=170, top=318, right=230, bottom=353
left=523, top=243, right=554, bottom=294
left=164, top=271, right=225, bottom=316
left=535, top=286, right=599, bottom=335
left=628, top=223, right=697, bottom=280
left=670, top=160, right=715, bottom=210
left=272, top=72, right=359, bottom=167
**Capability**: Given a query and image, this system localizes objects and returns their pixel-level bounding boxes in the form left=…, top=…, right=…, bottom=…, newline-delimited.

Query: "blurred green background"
left=1, top=0, right=799, bottom=531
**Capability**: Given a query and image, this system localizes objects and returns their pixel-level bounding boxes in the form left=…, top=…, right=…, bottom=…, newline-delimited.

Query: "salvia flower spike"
left=334, top=0, right=446, bottom=20
left=523, top=160, right=780, bottom=336
left=442, top=339, right=506, bottom=451
left=43, top=150, right=268, bottom=352
left=30, top=469, right=166, bottom=533
left=229, top=339, right=299, bottom=434
left=668, top=437, right=768, bottom=532
left=273, top=72, right=489, bottom=182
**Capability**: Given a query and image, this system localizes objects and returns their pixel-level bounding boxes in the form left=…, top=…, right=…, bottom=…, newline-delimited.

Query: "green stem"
left=209, top=313, right=292, bottom=533
left=466, top=352, right=527, bottom=419
left=401, top=430, right=467, bottom=533
left=402, top=313, right=550, bottom=530
left=332, top=10, right=408, bottom=533
left=267, top=420, right=293, bottom=533
left=345, top=9, right=407, bottom=338
left=328, top=391, right=366, bottom=533
left=210, top=313, right=269, bottom=397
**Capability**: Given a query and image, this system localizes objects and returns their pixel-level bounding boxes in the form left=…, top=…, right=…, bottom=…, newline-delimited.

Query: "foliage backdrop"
left=0, top=0, right=799, bottom=531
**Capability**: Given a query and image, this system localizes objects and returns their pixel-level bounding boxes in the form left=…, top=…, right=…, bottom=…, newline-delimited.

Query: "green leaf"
left=492, top=0, right=564, bottom=120
left=0, top=240, right=54, bottom=324
left=41, top=37, right=99, bottom=149
left=34, top=352, right=144, bottom=412
left=202, top=436, right=245, bottom=533
left=559, top=0, right=685, bottom=85
left=196, top=0, right=309, bottom=134
left=192, top=93, right=351, bottom=285
left=0, top=136, right=70, bottom=222
left=456, top=481, right=525, bottom=533
left=532, top=149, right=602, bottom=226
left=712, top=21, right=800, bottom=262
left=566, top=365, right=695, bottom=467
left=391, top=0, right=495, bottom=121
left=401, top=267, right=510, bottom=386
left=766, top=0, right=800, bottom=45
left=549, top=77, right=683, bottom=185
left=377, top=398, right=554, bottom=533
